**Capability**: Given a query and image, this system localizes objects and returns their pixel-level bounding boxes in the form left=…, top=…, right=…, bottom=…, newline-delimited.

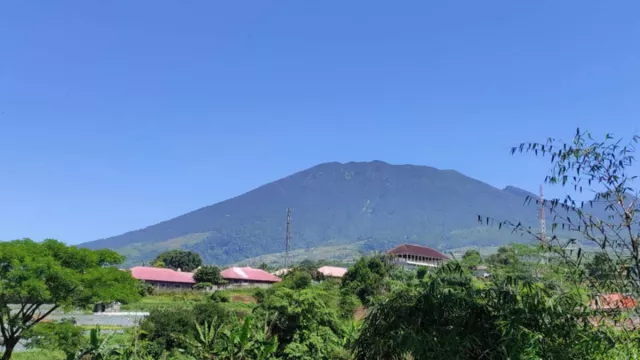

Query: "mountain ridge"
left=81, top=161, right=542, bottom=266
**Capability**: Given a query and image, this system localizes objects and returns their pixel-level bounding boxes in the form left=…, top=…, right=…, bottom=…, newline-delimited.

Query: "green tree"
left=193, top=265, right=224, bottom=285
left=0, top=239, right=140, bottom=360
left=354, top=264, right=610, bottom=360
left=151, top=250, right=203, bottom=272
left=461, top=249, right=482, bottom=269
left=341, top=256, right=391, bottom=306
left=254, top=287, right=345, bottom=359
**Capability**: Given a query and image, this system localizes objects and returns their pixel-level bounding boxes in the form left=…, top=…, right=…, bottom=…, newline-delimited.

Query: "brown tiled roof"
left=387, top=244, right=449, bottom=260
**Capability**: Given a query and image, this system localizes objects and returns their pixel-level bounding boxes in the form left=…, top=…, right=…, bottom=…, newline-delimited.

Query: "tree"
left=0, top=239, right=140, bottom=360
left=461, top=249, right=482, bottom=269
left=254, top=287, right=345, bottom=359
left=193, top=265, right=224, bottom=285
left=354, top=264, right=611, bottom=360
left=151, top=249, right=202, bottom=272
left=341, top=256, right=391, bottom=306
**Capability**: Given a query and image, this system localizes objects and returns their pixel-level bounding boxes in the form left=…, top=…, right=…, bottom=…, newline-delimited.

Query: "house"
left=130, top=266, right=195, bottom=289
left=387, top=244, right=449, bottom=269
left=473, top=265, right=490, bottom=278
left=590, top=293, right=637, bottom=311
left=318, top=266, right=348, bottom=278
left=221, top=266, right=282, bottom=288
left=272, top=268, right=291, bottom=277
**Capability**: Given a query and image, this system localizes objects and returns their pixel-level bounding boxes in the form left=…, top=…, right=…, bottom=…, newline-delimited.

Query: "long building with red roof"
left=220, top=266, right=282, bottom=287
left=130, top=266, right=196, bottom=289
left=387, top=244, right=449, bottom=269
left=130, top=265, right=282, bottom=290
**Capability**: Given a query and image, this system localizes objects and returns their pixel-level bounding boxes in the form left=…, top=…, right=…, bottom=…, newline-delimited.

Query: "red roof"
left=130, top=266, right=195, bottom=284
left=221, top=267, right=282, bottom=283
left=318, top=266, right=348, bottom=278
left=590, top=293, right=637, bottom=310
left=387, top=244, right=448, bottom=260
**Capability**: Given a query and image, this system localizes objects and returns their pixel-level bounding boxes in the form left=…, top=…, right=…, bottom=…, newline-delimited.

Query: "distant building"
left=318, top=266, right=348, bottom=278
left=272, top=268, right=291, bottom=277
left=130, top=266, right=195, bottom=289
left=221, top=266, right=282, bottom=288
left=473, top=265, right=490, bottom=278
left=590, top=293, right=637, bottom=311
left=387, top=244, right=448, bottom=269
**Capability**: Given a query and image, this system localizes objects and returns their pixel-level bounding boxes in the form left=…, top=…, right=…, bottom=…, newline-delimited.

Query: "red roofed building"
left=590, top=293, right=637, bottom=311
left=130, top=266, right=195, bottom=289
left=318, top=266, right=348, bottom=278
left=387, top=244, right=449, bottom=269
left=221, top=266, right=282, bottom=288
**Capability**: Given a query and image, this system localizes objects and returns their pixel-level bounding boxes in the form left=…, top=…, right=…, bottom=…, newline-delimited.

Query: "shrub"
left=193, top=282, right=212, bottom=290
left=209, top=291, right=230, bottom=303
left=139, top=307, right=196, bottom=354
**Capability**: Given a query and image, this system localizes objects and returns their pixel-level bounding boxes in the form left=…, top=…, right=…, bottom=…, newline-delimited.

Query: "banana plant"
left=176, top=318, right=225, bottom=359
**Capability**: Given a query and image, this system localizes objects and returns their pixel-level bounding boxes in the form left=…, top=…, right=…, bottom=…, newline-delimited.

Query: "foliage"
left=210, top=292, right=230, bottom=303
left=139, top=307, right=196, bottom=355
left=461, top=249, right=482, bottom=269
left=136, top=280, right=155, bottom=297
left=341, top=255, right=391, bottom=306
left=26, top=319, right=85, bottom=359
left=151, top=250, right=202, bottom=272
left=193, top=265, right=224, bottom=285
left=193, top=282, right=212, bottom=290
left=254, top=286, right=346, bottom=359
left=0, top=239, right=140, bottom=360
left=354, top=264, right=616, bottom=360
left=282, top=270, right=313, bottom=290
left=487, top=129, right=640, bottom=323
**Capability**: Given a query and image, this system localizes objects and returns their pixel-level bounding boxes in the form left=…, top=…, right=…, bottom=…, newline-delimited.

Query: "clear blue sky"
left=1, top=1, right=638, bottom=244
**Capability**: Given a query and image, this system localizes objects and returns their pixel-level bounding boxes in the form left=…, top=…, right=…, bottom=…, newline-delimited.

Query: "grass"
left=122, top=288, right=261, bottom=315
left=121, top=291, right=206, bottom=311
left=9, top=350, right=65, bottom=360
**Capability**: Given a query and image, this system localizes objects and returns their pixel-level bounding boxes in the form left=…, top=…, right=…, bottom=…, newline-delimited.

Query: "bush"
left=193, top=302, right=230, bottom=325
left=290, top=271, right=313, bottom=290
left=193, top=282, right=212, bottom=290
left=139, top=307, right=196, bottom=354
left=209, top=291, right=230, bottom=303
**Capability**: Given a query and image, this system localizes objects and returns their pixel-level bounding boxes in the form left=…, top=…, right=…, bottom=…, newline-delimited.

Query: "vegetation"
left=0, top=239, right=140, bottom=360
left=6, top=129, right=640, bottom=360
left=193, top=265, right=225, bottom=285
left=151, top=250, right=202, bottom=272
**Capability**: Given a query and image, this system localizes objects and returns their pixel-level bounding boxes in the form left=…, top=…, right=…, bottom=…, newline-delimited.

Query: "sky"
left=1, top=1, right=639, bottom=244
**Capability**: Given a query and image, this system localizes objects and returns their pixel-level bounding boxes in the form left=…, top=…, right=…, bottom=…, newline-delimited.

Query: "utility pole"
left=285, top=208, right=292, bottom=269
left=539, top=184, right=547, bottom=244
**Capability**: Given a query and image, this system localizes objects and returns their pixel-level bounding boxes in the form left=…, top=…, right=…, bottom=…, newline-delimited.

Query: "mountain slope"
left=81, top=161, right=543, bottom=265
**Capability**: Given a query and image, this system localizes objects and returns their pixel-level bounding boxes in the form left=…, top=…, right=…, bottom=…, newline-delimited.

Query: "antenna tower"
left=539, top=184, right=547, bottom=244
left=285, top=208, right=292, bottom=268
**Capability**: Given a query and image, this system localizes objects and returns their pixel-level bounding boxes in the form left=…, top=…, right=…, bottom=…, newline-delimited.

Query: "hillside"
left=81, top=161, right=545, bottom=266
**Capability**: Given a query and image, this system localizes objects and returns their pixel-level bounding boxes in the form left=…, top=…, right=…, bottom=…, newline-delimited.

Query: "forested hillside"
left=81, top=161, right=545, bottom=265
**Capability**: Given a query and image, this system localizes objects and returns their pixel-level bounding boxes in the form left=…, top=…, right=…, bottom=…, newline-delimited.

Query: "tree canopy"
left=193, top=265, right=224, bottom=285
left=0, top=239, right=140, bottom=360
left=151, top=249, right=203, bottom=272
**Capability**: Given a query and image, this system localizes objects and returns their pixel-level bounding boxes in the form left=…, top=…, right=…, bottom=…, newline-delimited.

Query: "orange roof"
left=590, top=293, right=637, bottom=310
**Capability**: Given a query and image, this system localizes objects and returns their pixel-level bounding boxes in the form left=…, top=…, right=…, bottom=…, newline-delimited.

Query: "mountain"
left=81, top=161, right=544, bottom=266
left=503, top=185, right=538, bottom=200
